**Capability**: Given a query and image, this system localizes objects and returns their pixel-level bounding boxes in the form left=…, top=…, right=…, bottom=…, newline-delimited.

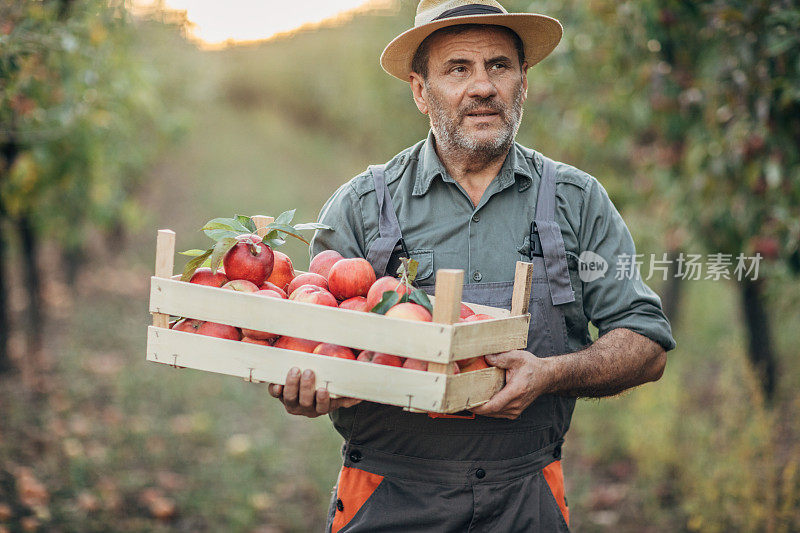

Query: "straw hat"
left=380, top=0, right=562, bottom=82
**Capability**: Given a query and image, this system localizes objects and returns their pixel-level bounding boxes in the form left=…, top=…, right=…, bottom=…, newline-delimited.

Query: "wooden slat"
left=442, top=367, right=505, bottom=412
left=150, top=277, right=455, bottom=362
left=429, top=270, right=463, bottom=374
left=146, top=326, right=449, bottom=411
left=451, top=315, right=530, bottom=359
left=510, top=261, right=534, bottom=316
left=152, top=230, right=176, bottom=329
left=252, top=215, right=274, bottom=237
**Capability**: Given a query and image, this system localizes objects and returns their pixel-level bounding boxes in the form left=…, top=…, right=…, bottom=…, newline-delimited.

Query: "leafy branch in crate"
left=371, top=257, right=433, bottom=315
left=179, top=210, right=330, bottom=281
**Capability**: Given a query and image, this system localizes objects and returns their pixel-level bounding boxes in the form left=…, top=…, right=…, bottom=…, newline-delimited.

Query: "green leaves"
left=201, top=217, right=253, bottom=240
left=395, top=257, right=419, bottom=284
left=408, top=289, right=433, bottom=314
left=370, top=291, right=401, bottom=315
left=180, top=249, right=212, bottom=281
left=209, top=237, right=238, bottom=273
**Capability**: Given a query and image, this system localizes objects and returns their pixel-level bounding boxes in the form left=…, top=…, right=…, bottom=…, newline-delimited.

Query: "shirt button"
left=472, top=271, right=482, bottom=282
left=349, top=449, right=362, bottom=463
left=472, top=213, right=480, bottom=222
left=336, top=498, right=344, bottom=511
left=475, top=468, right=486, bottom=479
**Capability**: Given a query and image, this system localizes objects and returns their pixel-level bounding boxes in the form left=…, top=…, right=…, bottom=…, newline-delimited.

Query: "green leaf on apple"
left=179, top=249, right=209, bottom=256
left=202, top=217, right=252, bottom=240
left=274, top=209, right=296, bottom=226
left=370, top=291, right=401, bottom=315
left=265, top=223, right=310, bottom=245
left=235, top=214, right=257, bottom=233
left=181, top=249, right=213, bottom=281
left=409, top=289, right=433, bottom=314
left=209, top=237, right=238, bottom=273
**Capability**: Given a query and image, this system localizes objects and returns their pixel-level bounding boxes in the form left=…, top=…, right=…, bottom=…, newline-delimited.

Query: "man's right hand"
left=268, top=367, right=361, bottom=418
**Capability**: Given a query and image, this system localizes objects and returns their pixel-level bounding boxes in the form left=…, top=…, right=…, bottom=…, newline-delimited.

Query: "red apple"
left=196, top=321, right=241, bottom=341
left=460, top=303, right=475, bottom=319
left=372, top=353, right=404, bottom=367
left=255, top=289, right=285, bottom=299
left=459, top=356, right=489, bottom=372
left=189, top=267, right=228, bottom=287
left=313, top=343, right=356, bottom=360
left=273, top=336, right=321, bottom=353
left=402, top=358, right=428, bottom=371
left=172, top=318, right=203, bottom=333
left=286, top=272, right=328, bottom=296
left=222, top=279, right=260, bottom=292
left=242, top=336, right=271, bottom=346
left=259, top=282, right=288, bottom=298
left=328, top=258, right=376, bottom=300
left=223, top=234, right=274, bottom=286
left=385, top=302, right=432, bottom=322
left=356, top=350, right=375, bottom=362
left=339, top=296, right=370, bottom=312
left=365, top=276, right=410, bottom=310
left=309, top=250, right=344, bottom=278
left=463, top=313, right=493, bottom=322
left=289, top=284, right=338, bottom=307
left=242, top=290, right=283, bottom=340
left=265, top=251, right=294, bottom=290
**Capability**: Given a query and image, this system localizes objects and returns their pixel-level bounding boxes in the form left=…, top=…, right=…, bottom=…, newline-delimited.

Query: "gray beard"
left=426, top=81, right=525, bottom=165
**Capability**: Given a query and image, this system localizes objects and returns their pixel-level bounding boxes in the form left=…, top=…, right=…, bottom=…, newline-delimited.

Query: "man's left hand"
left=469, top=350, right=551, bottom=420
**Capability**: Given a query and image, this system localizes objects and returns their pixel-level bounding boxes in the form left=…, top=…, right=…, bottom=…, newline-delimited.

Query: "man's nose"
left=466, top=67, right=498, bottom=99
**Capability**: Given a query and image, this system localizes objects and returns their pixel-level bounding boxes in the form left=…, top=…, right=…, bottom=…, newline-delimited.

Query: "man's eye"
left=491, top=63, right=509, bottom=70
left=451, top=66, right=467, bottom=74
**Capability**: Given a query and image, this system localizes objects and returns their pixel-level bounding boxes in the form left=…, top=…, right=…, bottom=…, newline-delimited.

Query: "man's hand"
left=268, top=367, right=361, bottom=418
left=469, top=350, right=550, bottom=420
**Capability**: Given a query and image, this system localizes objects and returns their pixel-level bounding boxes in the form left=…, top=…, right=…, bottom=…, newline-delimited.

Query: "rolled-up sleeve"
left=310, top=181, right=367, bottom=261
left=579, top=179, right=677, bottom=351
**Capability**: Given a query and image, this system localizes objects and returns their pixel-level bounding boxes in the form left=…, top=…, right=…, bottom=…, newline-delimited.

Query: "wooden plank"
left=451, top=315, right=530, bottom=360
left=152, top=230, right=176, bottom=329
left=252, top=215, right=274, bottom=237
left=442, top=367, right=505, bottom=412
left=429, top=270, right=463, bottom=374
left=150, top=277, right=455, bottom=362
left=510, top=261, right=534, bottom=316
left=146, top=326, right=449, bottom=411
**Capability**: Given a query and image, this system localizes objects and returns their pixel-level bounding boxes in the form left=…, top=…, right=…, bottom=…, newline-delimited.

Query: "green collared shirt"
left=310, top=130, right=676, bottom=352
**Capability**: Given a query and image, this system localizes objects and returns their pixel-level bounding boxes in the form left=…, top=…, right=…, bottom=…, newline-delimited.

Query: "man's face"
left=410, top=26, right=528, bottom=157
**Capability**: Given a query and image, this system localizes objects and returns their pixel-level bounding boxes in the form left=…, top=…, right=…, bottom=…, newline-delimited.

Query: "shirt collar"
left=412, top=130, right=534, bottom=196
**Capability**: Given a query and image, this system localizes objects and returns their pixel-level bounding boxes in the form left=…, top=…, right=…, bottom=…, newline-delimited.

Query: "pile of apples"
left=171, top=232, right=490, bottom=373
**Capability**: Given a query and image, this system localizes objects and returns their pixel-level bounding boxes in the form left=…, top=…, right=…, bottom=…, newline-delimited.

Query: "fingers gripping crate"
left=146, top=217, right=534, bottom=414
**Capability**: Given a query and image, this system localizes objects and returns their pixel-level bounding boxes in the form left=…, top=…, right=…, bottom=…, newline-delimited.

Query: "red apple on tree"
left=309, top=250, right=344, bottom=278
left=223, top=234, right=274, bottom=286
left=328, top=258, right=376, bottom=300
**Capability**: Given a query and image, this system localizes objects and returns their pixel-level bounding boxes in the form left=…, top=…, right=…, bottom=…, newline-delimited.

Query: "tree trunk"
left=0, top=219, right=10, bottom=374
left=661, top=249, right=684, bottom=329
left=17, top=214, right=46, bottom=390
left=739, top=278, right=777, bottom=401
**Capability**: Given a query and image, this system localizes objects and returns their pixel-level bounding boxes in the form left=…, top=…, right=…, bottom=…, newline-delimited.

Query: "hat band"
left=431, top=4, right=503, bottom=21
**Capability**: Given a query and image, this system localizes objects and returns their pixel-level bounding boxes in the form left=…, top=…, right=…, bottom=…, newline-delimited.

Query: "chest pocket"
left=386, top=248, right=434, bottom=283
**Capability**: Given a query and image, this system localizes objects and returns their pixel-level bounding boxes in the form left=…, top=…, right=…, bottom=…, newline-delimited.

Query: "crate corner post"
left=152, top=229, right=176, bottom=329
left=510, top=261, right=534, bottom=316
left=429, top=269, right=463, bottom=375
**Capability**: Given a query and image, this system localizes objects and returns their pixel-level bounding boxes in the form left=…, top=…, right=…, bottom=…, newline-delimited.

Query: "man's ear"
left=521, top=61, right=529, bottom=103
left=409, top=72, right=429, bottom=115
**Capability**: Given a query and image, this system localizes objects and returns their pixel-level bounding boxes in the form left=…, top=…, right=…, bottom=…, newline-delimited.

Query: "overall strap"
left=365, top=164, right=403, bottom=277
left=534, top=157, right=576, bottom=306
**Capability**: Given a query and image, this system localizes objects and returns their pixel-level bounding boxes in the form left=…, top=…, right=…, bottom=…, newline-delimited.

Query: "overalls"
left=326, top=156, right=576, bottom=532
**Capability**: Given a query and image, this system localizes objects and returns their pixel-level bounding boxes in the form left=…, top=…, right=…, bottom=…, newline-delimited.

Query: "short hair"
left=410, top=24, right=526, bottom=80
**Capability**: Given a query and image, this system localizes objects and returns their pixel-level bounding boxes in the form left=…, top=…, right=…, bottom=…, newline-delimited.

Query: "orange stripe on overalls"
left=331, top=466, right=384, bottom=533
left=542, top=460, right=569, bottom=526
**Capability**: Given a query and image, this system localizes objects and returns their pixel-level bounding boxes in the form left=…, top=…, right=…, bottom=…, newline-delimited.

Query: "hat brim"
left=380, top=13, right=563, bottom=82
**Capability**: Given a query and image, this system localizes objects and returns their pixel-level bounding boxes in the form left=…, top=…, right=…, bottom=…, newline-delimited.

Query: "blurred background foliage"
left=1, top=0, right=799, bottom=531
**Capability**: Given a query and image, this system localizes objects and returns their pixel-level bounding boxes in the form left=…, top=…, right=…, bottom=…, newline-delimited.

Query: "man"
left=268, top=1, right=676, bottom=531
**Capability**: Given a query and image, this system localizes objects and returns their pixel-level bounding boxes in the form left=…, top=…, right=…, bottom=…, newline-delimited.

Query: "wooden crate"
left=146, top=217, right=533, bottom=413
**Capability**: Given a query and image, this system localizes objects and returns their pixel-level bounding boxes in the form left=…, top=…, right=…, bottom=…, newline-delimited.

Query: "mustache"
left=460, top=99, right=506, bottom=115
